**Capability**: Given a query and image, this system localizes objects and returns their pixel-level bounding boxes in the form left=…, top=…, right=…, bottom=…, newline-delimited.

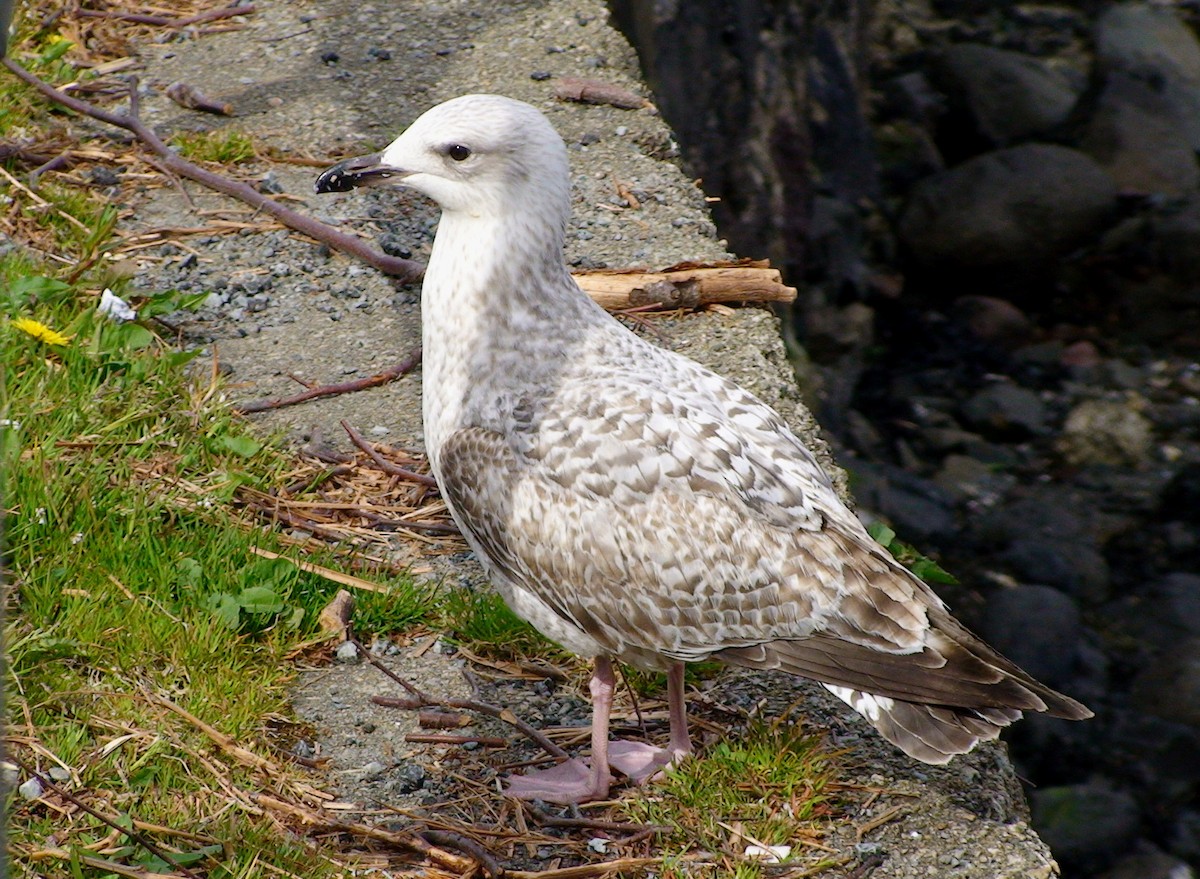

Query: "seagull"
left=315, top=94, right=1092, bottom=805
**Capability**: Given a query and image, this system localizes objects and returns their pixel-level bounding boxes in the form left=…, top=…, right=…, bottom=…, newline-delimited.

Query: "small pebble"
left=335, top=641, right=360, bottom=662
left=530, top=70, right=552, bottom=81
left=18, top=778, right=43, bottom=800
left=320, top=50, right=339, bottom=64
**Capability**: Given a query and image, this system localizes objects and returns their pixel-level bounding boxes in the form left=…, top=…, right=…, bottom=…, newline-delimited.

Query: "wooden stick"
left=573, top=260, right=796, bottom=310
left=404, top=733, right=508, bottom=747
left=235, top=348, right=422, bottom=414
left=249, top=792, right=477, bottom=873
left=73, top=4, right=258, bottom=29
left=248, top=546, right=391, bottom=594
left=1, top=58, right=423, bottom=283
left=340, top=420, right=437, bottom=486
left=356, top=638, right=571, bottom=760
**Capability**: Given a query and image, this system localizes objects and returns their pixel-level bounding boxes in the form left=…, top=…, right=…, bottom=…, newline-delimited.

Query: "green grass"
left=621, top=721, right=837, bottom=877
left=169, top=129, right=258, bottom=164
left=1, top=262, right=396, bottom=877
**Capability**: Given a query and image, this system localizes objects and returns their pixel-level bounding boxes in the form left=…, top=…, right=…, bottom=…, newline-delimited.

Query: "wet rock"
left=1161, top=461, right=1200, bottom=522
left=848, top=459, right=959, bottom=545
left=981, top=585, right=1082, bottom=690
left=1097, top=841, right=1196, bottom=879
left=948, top=295, right=1032, bottom=350
left=969, top=489, right=1113, bottom=602
left=1057, top=396, right=1155, bottom=468
left=1094, top=2, right=1200, bottom=150
left=958, top=382, right=1049, bottom=438
left=1031, top=783, right=1142, bottom=876
left=936, top=43, right=1081, bottom=145
left=1001, top=538, right=1110, bottom=604
left=1078, top=73, right=1200, bottom=196
left=932, top=453, right=1015, bottom=506
left=1133, top=637, right=1200, bottom=727
left=899, top=144, right=1117, bottom=275
left=1150, top=195, right=1200, bottom=289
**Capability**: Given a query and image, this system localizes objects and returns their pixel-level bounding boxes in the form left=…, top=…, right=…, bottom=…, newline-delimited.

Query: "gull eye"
left=447, top=143, right=471, bottom=162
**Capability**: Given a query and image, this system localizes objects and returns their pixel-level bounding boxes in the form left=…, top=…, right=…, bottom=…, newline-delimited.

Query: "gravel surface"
left=117, top=0, right=1063, bottom=873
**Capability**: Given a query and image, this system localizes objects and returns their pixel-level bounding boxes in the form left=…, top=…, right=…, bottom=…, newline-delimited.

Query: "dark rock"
left=932, top=453, right=1015, bottom=506
left=1031, top=783, right=1142, bottom=875
left=1161, top=462, right=1200, bottom=522
left=1133, top=637, right=1200, bottom=727
left=1001, top=538, right=1110, bottom=604
left=1097, top=841, right=1194, bottom=879
left=1170, top=809, right=1200, bottom=863
left=969, top=489, right=1114, bottom=602
left=1150, top=195, right=1200, bottom=291
left=392, top=761, right=426, bottom=794
left=881, top=71, right=946, bottom=128
left=1094, top=2, right=1200, bottom=150
left=848, top=459, right=959, bottom=545
left=89, top=166, right=121, bottom=186
left=936, top=43, right=1080, bottom=145
left=1077, top=72, right=1200, bottom=196
left=948, top=295, right=1032, bottom=350
left=1107, top=710, right=1200, bottom=809
left=899, top=144, right=1117, bottom=274
left=981, top=585, right=1081, bottom=689
left=958, top=382, right=1049, bottom=438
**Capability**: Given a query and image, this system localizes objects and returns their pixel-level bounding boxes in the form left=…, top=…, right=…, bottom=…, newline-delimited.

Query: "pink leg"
left=609, top=661, right=694, bottom=782
left=503, top=658, right=616, bottom=804
left=666, top=661, right=694, bottom=760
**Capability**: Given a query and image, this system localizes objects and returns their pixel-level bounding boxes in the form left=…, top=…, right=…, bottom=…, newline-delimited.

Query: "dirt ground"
left=103, top=0, right=1065, bottom=874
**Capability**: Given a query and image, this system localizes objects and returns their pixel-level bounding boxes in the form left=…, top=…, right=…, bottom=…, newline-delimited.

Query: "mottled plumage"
left=316, top=94, right=1091, bottom=803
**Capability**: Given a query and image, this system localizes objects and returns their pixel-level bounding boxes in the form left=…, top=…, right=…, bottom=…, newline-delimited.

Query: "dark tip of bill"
left=314, top=160, right=358, bottom=194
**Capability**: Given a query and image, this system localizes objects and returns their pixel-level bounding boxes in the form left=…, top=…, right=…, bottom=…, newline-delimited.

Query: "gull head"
left=315, top=94, right=571, bottom=222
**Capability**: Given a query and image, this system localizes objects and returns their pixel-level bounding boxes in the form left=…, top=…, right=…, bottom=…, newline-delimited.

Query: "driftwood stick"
left=573, top=260, right=797, bottom=310
left=1, top=57, right=423, bottom=282
left=355, top=637, right=571, bottom=760
left=235, top=347, right=422, bottom=414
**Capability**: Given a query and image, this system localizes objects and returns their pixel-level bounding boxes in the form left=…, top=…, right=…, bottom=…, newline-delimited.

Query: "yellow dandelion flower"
left=11, top=317, right=71, bottom=347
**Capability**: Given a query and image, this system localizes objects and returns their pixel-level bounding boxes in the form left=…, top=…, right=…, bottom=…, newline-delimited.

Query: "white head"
left=315, top=95, right=571, bottom=227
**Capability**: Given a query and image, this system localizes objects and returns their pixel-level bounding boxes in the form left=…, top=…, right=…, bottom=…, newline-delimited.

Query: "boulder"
left=1031, top=783, right=1142, bottom=875
left=937, top=43, right=1081, bottom=144
left=899, top=144, right=1117, bottom=272
left=1078, top=72, right=1200, bottom=196
left=1095, top=2, right=1200, bottom=150
left=1133, top=637, right=1200, bottom=727
left=981, top=585, right=1083, bottom=690
left=958, top=381, right=1049, bottom=438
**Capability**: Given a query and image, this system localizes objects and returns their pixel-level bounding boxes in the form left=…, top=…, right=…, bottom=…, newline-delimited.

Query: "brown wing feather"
left=438, top=425, right=1090, bottom=727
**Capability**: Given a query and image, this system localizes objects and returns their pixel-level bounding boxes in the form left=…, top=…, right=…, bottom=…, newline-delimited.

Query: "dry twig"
left=235, top=348, right=423, bottom=413
left=8, top=753, right=207, bottom=879
left=355, top=637, right=571, bottom=760
left=1, top=58, right=423, bottom=281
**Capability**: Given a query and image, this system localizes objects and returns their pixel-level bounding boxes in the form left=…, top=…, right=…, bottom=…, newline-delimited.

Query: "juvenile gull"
left=316, top=94, right=1092, bottom=804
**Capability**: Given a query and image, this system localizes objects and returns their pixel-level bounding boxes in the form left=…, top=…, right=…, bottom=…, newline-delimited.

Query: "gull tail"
left=716, top=614, right=1092, bottom=764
